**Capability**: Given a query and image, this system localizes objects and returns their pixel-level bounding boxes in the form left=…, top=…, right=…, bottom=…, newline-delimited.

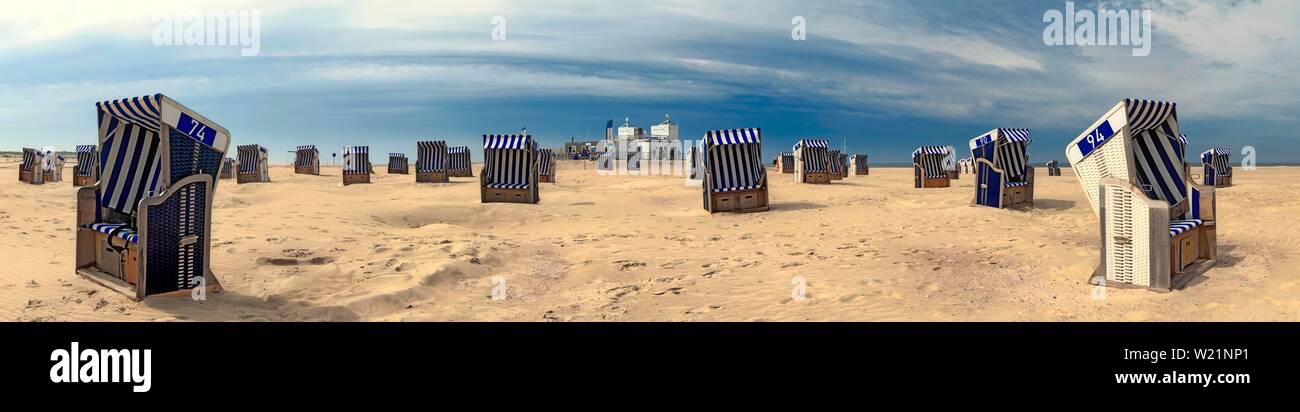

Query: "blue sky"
left=1, top=0, right=1297, bottom=163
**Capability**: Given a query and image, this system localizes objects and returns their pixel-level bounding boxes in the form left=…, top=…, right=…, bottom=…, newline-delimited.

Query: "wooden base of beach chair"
left=1088, top=224, right=1217, bottom=292
left=800, top=172, right=832, bottom=184
left=920, top=177, right=950, bottom=188
left=19, top=170, right=40, bottom=184
left=1002, top=185, right=1033, bottom=208
left=1216, top=176, right=1232, bottom=187
left=389, top=168, right=409, bottom=174
left=830, top=173, right=844, bottom=181
left=707, top=189, right=769, bottom=213
left=295, top=166, right=318, bottom=175
left=482, top=187, right=537, bottom=204
left=416, top=171, right=449, bottom=183
left=854, top=170, right=868, bottom=176
left=237, top=173, right=263, bottom=184
left=343, top=173, right=371, bottom=186
left=539, top=174, right=554, bottom=183
left=449, top=170, right=473, bottom=177
left=74, top=175, right=94, bottom=186
left=43, top=171, right=58, bottom=182
left=947, top=171, right=960, bottom=180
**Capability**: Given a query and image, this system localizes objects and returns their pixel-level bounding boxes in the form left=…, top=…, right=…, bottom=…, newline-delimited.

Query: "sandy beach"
left=1, top=161, right=1296, bottom=322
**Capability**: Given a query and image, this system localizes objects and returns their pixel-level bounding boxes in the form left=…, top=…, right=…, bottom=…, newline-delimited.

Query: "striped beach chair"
left=775, top=152, right=794, bottom=174
left=1046, top=160, right=1061, bottom=176
left=481, top=134, right=539, bottom=204
left=793, top=139, right=831, bottom=184
left=828, top=150, right=846, bottom=180
left=448, top=146, right=473, bottom=177
left=970, top=128, right=1034, bottom=208
left=416, top=140, right=449, bottom=183
left=538, top=148, right=557, bottom=183
left=388, top=153, right=409, bottom=174
left=913, top=145, right=951, bottom=188
left=342, top=146, right=371, bottom=185
left=944, top=147, right=960, bottom=180
left=75, top=94, right=229, bottom=300
left=1200, top=147, right=1232, bottom=187
left=850, top=154, right=869, bottom=176
left=1066, top=99, right=1216, bottom=291
left=236, top=144, right=270, bottom=184
left=295, top=145, right=319, bottom=175
left=74, top=145, right=98, bottom=186
left=702, top=128, right=768, bottom=213
left=19, top=148, right=44, bottom=184
left=219, top=157, right=236, bottom=179
left=43, top=150, right=66, bottom=183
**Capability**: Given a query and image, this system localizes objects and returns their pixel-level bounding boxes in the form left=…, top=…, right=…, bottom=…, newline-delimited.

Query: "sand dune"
left=1, top=160, right=1297, bottom=321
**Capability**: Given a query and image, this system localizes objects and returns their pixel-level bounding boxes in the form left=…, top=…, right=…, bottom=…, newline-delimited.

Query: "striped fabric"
left=538, top=148, right=555, bottom=176
left=448, top=146, right=471, bottom=172
left=794, top=139, right=830, bottom=173
left=96, top=94, right=163, bottom=130
left=827, top=150, right=844, bottom=175
left=417, top=141, right=447, bottom=172
left=343, top=146, right=370, bottom=174
left=1201, top=148, right=1232, bottom=176
left=913, top=145, right=949, bottom=178
left=1169, top=219, right=1203, bottom=237
left=388, top=153, right=408, bottom=172
left=237, top=145, right=264, bottom=174
left=1131, top=123, right=1188, bottom=206
left=21, top=148, right=42, bottom=171
left=97, top=114, right=163, bottom=215
left=88, top=222, right=139, bottom=243
left=222, top=157, right=236, bottom=177
left=483, top=135, right=534, bottom=189
left=1124, top=99, right=1177, bottom=133
left=295, top=145, right=318, bottom=167
left=75, top=145, right=98, bottom=176
left=705, top=128, right=765, bottom=193
left=995, top=129, right=1031, bottom=180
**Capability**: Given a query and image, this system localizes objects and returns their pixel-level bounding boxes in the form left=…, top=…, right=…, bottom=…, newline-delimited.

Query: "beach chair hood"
left=704, top=128, right=765, bottom=193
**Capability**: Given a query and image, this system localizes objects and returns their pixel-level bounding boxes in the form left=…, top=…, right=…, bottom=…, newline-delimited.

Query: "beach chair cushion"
left=1168, top=219, right=1203, bottom=237
left=88, top=222, right=139, bottom=243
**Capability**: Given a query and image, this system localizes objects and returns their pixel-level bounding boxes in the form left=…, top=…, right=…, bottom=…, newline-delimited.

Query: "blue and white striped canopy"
left=705, top=128, right=762, bottom=145
left=912, top=145, right=949, bottom=157
left=297, top=145, right=316, bottom=151
left=449, top=146, right=468, bottom=154
left=1000, top=128, right=1031, bottom=143
left=484, top=134, right=533, bottom=150
left=343, top=146, right=370, bottom=174
left=75, top=145, right=97, bottom=176
left=1202, top=147, right=1232, bottom=156
left=389, top=153, right=406, bottom=158
left=793, top=139, right=829, bottom=150
left=96, top=94, right=163, bottom=130
left=76, top=145, right=96, bottom=153
left=1124, top=99, right=1177, bottom=132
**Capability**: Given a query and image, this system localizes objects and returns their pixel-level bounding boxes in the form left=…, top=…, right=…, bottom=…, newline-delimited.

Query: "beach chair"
left=19, top=148, right=44, bottom=184
left=294, top=145, right=320, bottom=175
left=793, top=139, right=832, bottom=184
left=851, top=154, right=869, bottom=176
left=775, top=152, right=794, bottom=174
left=42, top=150, right=66, bottom=183
left=944, top=147, right=960, bottom=180
left=970, top=128, right=1034, bottom=208
left=219, top=157, right=235, bottom=179
left=73, top=145, right=98, bottom=186
left=75, top=94, right=228, bottom=300
left=1045, top=160, right=1060, bottom=176
left=388, top=153, right=409, bottom=174
left=538, top=148, right=557, bottom=183
left=1200, top=147, right=1232, bottom=187
left=828, top=150, right=846, bottom=180
left=481, top=134, right=539, bottom=204
left=342, top=146, right=371, bottom=185
left=236, top=144, right=270, bottom=184
left=416, top=140, right=449, bottom=183
left=702, top=128, right=768, bottom=213
left=913, top=145, right=951, bottom=188
left=448, top=146, right=473, bottom=177
left=1066, top=99, right=1216, bottom=291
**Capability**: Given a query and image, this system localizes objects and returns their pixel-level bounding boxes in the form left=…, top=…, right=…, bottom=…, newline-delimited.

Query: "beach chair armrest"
left=1186, top=178, right=1216, bottom=221
left=1099, top=177, right=1167, bottom=210
left=76, top=186, right=98, bottom=227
